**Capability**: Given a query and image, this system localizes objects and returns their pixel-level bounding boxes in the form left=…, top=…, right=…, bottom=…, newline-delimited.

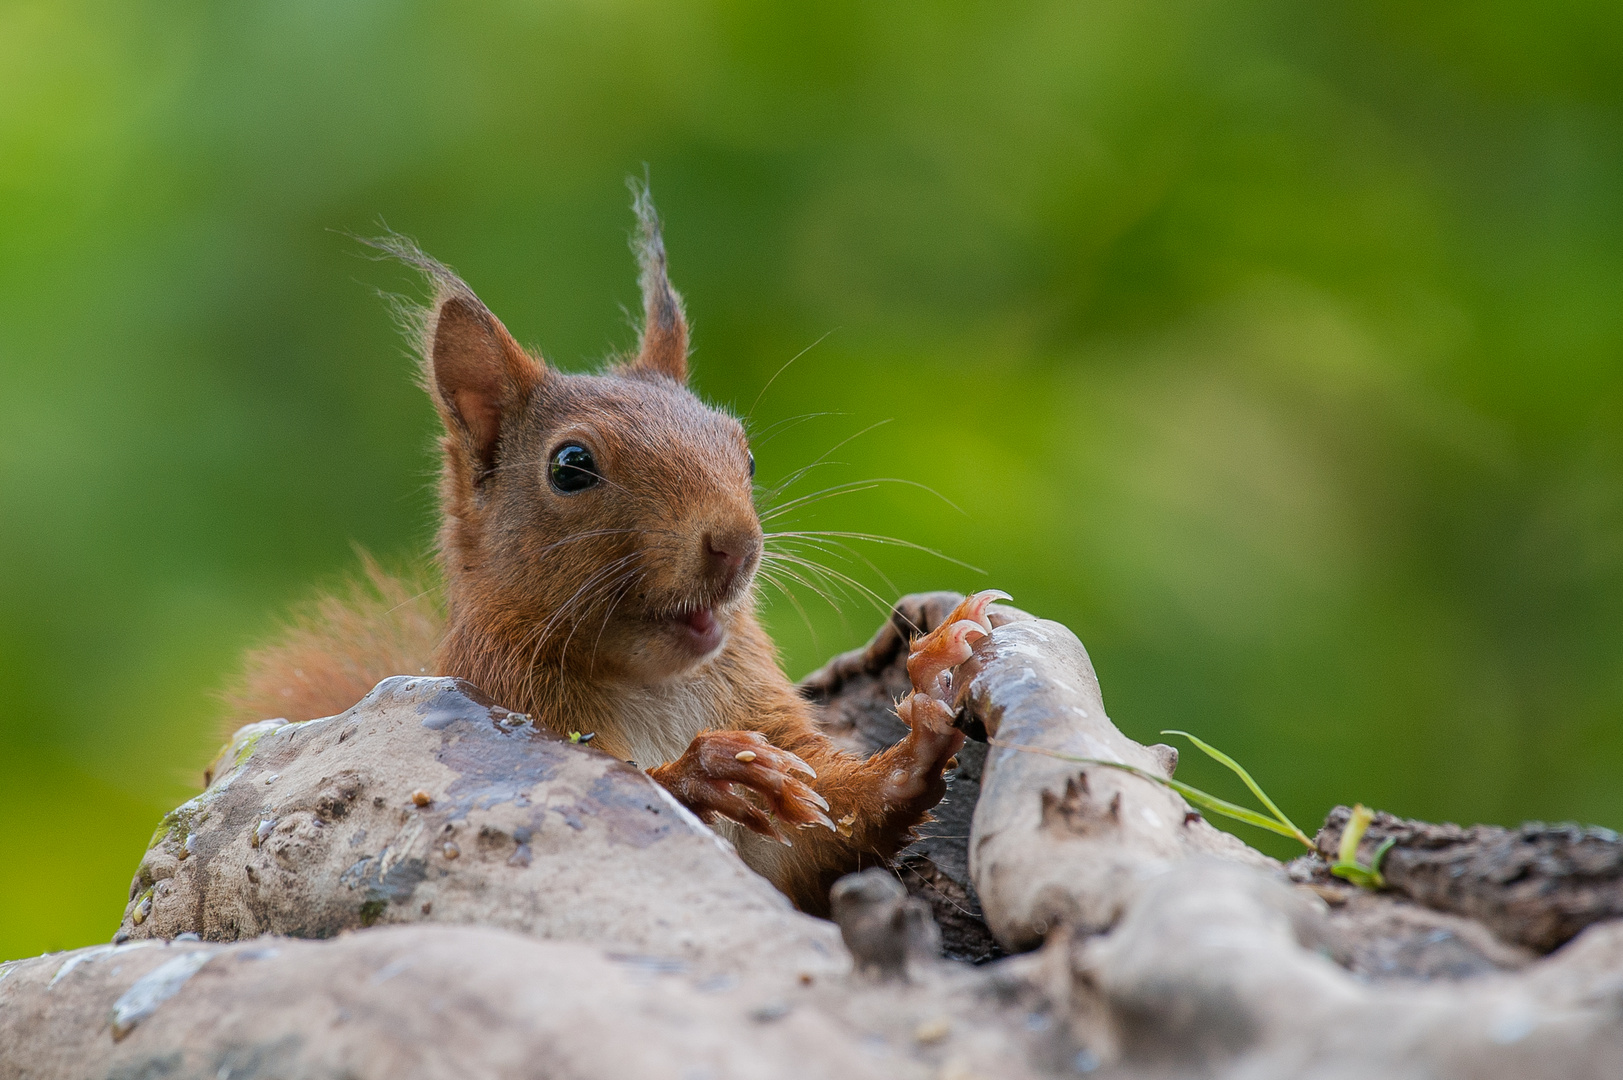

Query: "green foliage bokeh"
left=3, top=0, right=1622, bottom=956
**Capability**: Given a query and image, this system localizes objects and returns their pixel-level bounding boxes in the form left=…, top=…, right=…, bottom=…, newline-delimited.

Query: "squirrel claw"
left=647, top=729, right=830, bottom=843
left=880, top=590, right=1007, bottom=805
left=906, top=589, right=1007, bottom=703
left=954, top=588, right=1010, bottom=632
left=906, top=619, right=986, bottom=698
left=777, top=747, right=817, bottom=781
left=775, top=775, right=837, bottom=831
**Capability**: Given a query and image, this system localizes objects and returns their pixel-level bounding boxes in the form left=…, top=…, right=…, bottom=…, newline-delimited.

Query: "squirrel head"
left=386, top=187, right=762, bottom=685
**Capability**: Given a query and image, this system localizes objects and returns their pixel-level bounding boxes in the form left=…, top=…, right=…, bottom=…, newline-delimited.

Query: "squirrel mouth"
left=670, top=605, right=724, bottom=655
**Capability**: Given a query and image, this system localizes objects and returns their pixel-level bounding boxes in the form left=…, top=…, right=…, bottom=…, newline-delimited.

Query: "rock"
left=0, top=926, right=1062, bottom=1080
left=119, top=675, right=840, bottom=973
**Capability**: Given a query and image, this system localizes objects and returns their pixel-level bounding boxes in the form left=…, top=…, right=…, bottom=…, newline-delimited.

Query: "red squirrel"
left=224, top=186, right=1002, bottom=914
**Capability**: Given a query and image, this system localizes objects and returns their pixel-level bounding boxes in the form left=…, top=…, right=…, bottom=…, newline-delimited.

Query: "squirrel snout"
left=702, top=527, right=760, bottom=585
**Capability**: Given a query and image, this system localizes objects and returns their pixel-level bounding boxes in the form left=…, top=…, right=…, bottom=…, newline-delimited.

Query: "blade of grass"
left=1161, top=730, right=1311, bottom=847
left=1160, top=777, right=1313, bottom=841
left=1329, top=804, right=1394, bottom=889
left=1336, top=803, right=1374, bottom=867
left=987, top=740, right=1311, bottom=844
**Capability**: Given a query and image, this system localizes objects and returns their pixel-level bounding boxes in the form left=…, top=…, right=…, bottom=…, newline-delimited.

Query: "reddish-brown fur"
left=223, top=188, right=969, bottom=914
left=225, top=553, right=442, bottom=730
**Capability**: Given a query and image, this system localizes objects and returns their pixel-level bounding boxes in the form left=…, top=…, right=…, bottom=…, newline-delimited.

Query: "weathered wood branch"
left=955, top=618, right=1274, bottom=948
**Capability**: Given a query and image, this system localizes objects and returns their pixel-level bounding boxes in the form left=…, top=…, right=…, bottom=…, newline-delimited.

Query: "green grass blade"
left=1161, top=729, right=1311, bottom=846
left=987, top=739, right=1311, bottom=843
left=1330, top=863, right=1378, bottom=888
left=1158, top=777, right=1311, bottom=840
left=1337, top=803, right=1374, bottom=866
left=1333, top=835, right=1397, bottom=890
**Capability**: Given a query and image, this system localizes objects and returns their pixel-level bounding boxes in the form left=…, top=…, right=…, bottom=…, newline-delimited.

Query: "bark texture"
left=5, top=597, right=1623, bottom=1080
left=1308, top=804, right=1623, bottom=953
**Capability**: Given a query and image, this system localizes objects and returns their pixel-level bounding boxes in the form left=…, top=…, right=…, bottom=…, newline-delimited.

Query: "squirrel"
left=221, top=185, right=1004, bottom=914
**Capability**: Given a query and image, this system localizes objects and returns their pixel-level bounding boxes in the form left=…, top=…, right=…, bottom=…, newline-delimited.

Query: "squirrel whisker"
left=755, top=559, right=850, bottom=639
left=742, top=410, right=848, bottom=449
left=758, top=480, right=877, bottom=518
left=524, top=528, right=657, bottom=558
left=515, top=553, right=648, bottom=708
left=753, top=418, right=893, bottom=502
left=585, top=566, right=652, bottom=669
left=515, top=553, right=638, bottom=671
left=755, top=558, right=842, bottom=613
left=761, top=533, right=900, bottom=597
left=765, top=529, right=984, bottom=575
left=751, top=565, right=823, bottom=649
left=558, top=559, right=650, bottom=667
left=759, top=477, right=966, bottom=522
left=532, top=551, right=646, bottom=660
left=744, top=329, right=836, bottom=421
left=756, top=551, right=891, bottom=639
left=760, top=551, right=904, bottom=622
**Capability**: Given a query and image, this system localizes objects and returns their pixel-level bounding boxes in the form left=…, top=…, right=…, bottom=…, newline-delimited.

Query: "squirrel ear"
left=628, top=180, right=689, bottom=383
left=427, top=290, right=542, bottom=480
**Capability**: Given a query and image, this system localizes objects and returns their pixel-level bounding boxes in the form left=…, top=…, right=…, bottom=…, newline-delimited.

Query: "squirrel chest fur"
left=227, top=187, right=997, bottom=914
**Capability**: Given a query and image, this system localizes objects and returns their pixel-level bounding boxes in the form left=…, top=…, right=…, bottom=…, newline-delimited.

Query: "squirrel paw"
left=647, top=730, right=835, bottom=845
left=904, top=588, right=1007, bottom=698
left=885, top=589, right=1009, bottom=804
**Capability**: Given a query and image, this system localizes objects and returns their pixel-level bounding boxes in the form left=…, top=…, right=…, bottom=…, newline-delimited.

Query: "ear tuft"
left=628, top=178, right=689, bottom=382
left=430, top=294, right=520, bottom=474
left=364, top=234, right=542, bottom=481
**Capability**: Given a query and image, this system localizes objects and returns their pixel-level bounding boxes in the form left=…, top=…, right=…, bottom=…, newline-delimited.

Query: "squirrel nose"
left=703, top=528, right=759, bottom=583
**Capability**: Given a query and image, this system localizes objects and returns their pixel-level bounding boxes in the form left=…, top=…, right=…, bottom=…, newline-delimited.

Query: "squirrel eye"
left=747, top=450, right=756, bottom=479
left=549, top=444, right=601, bottom=494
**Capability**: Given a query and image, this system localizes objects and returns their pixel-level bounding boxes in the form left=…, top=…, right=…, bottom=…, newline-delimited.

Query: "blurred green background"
left=4, top=0, right=1622, bottom=958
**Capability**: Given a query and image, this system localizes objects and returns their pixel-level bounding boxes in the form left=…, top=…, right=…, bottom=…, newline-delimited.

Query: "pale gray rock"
left=118, top=675, right=841, bottom=974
